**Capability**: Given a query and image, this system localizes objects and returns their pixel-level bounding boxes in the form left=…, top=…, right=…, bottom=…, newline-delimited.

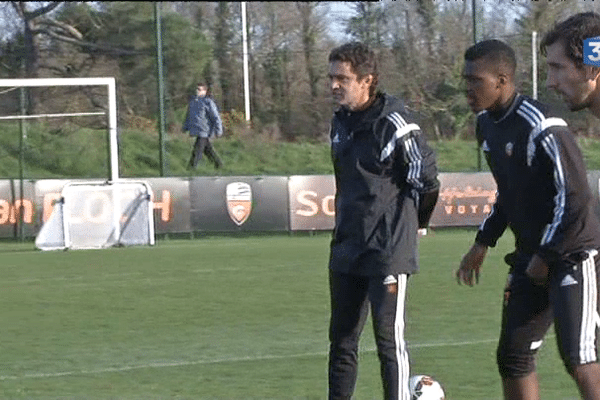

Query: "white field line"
left=0, top=337, right=499, bottom=381
left=0, top=268, right=248, bottom=288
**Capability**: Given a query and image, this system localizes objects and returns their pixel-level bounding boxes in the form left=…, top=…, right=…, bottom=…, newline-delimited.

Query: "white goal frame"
left=35, top=180, right=155, bottom=250
left=0, top=77, right=119, bottom=181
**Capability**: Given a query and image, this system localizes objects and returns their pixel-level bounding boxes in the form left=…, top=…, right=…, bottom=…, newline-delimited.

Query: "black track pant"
left=189, top=137, right=222, bottom=168
left=328, top=270, right=411, bottom=400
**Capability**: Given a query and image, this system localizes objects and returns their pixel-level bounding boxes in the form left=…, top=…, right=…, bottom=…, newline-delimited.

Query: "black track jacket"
left=475, top=94, right=600, bottom=268
left=329, top=93, right=440, bottom=276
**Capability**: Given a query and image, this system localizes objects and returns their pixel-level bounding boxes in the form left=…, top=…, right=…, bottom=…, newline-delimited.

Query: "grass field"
left=0, top=230, right=581, bottom=399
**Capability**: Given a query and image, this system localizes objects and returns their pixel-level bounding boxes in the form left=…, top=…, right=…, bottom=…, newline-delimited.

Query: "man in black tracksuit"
left=327, top=42, right=440, bottom=400
left=457, top=39, right=600, bottom=399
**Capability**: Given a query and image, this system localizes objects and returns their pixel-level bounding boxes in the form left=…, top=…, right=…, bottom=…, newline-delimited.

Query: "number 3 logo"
left=588, top=42, right=600, bottom=62
left=584, top=37, right=600, bottom=66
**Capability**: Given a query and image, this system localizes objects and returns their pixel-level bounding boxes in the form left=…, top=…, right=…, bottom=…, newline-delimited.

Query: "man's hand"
left=456, top=243, right=488, bottom=286
left=525, top=254, right=548, bottom=285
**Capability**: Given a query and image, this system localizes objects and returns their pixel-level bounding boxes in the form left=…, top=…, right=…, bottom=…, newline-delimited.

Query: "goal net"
left=35, top=180, right=155, bottom=250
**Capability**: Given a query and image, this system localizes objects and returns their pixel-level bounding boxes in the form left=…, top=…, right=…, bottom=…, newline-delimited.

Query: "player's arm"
left=456, top=194, right=507, bottom=286
left=400, top=129, right=440, bottom=229
left=417, top=135, right=440, bottom=229
left=473, top=117, right=508, bottom=248
left=475, top=195, right=508, bottom=248
left=456, top=200, right=506, bottom=286
left=457, top=242, right=488, bottom=286
left=529, top=127, right=579, bottom=284
left=455, top=184, right=509, bottom=287
left=207, top=99, right=223, bottom=137
left=457, top=118, right=507, bottom=285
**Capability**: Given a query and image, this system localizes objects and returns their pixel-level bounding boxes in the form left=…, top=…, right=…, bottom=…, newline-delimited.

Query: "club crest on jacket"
left=505, top=142, right=513, bottom=157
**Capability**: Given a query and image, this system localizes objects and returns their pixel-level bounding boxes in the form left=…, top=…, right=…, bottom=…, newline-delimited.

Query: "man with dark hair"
left=327, top=41, right=440, bottom=400
left=541, top=12, right=600, bottom=117
left=182, top=82, right=223, bottom=169
left=457, top=38, right=600, bottom=399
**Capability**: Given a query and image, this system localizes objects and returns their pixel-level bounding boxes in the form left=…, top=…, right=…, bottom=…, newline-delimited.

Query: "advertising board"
left=0, top=171, right=595, bottom=239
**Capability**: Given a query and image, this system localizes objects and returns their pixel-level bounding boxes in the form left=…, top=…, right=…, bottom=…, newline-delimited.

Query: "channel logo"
left=584, top=36, right=600, bottom=67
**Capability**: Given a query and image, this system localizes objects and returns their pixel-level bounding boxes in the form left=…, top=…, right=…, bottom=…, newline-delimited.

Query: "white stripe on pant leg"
left=579, top=253, right=591, bottom=363
left=586, top=251, right=597, bottom=362
left=580, top=251, right=598, bottom=363
left=395, top=274, right=410, bottom=400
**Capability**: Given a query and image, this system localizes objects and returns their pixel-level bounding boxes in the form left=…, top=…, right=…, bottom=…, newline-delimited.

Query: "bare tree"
left=10, top=2, right=62, bottom=78
left=296, top=2, right=321, bottom=100
left=345, top=2, right=386, bottom=48
left=214, top=2, right=236, bottom=113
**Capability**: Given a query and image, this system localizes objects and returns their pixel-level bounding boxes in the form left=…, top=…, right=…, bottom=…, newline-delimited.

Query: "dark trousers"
left=497, top=250, right=600, bottom=378
left=328, top=270, right=411, bottom=400
left=189, top=137, right=222, bottom=169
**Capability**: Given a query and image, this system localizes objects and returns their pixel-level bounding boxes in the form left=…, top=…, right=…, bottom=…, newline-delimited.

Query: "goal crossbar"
left=0, top=77, right=119, bottom=181
left=0, top=112, right=106, bottom=120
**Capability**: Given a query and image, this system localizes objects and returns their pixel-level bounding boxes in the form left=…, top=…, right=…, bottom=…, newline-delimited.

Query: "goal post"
left=0, top=77, right=155, bottom=249
left=0, top=77, right=119, bottom=181
left=35, top=180, right=155, bottom=250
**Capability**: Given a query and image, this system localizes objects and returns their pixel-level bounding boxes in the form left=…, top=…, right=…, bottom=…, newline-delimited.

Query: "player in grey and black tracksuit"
left=327, top=42, right=439, bottom=400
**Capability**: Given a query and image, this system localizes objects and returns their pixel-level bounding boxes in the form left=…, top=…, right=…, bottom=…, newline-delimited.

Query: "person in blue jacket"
left=183, top=82, right=223, bottom=169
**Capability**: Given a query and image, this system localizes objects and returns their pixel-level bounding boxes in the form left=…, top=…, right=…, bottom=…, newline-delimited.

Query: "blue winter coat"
left=183, top=96, right=223, bottom=138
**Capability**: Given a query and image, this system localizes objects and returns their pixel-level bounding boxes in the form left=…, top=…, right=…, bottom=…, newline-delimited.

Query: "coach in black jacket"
left=327, top=42, right=440, bottom=400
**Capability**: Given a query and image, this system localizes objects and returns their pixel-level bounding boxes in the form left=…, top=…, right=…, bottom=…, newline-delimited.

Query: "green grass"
left=0, top=230, right=582, bottom=399
left=4, top=120, right=600, bottom=179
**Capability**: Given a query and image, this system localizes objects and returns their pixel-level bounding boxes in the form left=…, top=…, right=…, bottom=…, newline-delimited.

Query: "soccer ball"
left=409, top=374, right=445, bottom=400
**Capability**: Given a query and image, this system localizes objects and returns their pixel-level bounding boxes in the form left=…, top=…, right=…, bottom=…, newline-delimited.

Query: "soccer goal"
left=35, top=180, right=155, bottom=250
left=0, top=77, right=155, bottom=249
left=0, top=77, right=119, bottom=181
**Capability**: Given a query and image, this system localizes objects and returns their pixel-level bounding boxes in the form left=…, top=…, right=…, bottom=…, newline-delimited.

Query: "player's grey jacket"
left=183, top=95, right=223, bottom=138
left=475, top=94, right=600, bottom=268
left=328, top=93, right=440, bottom=276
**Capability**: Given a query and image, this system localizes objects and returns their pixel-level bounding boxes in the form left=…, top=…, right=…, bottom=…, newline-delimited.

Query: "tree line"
left=1, top=1, right=600, bottom=143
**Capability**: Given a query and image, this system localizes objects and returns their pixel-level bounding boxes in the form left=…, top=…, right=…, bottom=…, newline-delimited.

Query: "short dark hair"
left=464, top=39, right=516, bottom=77
left=328, top=41, right=379, bottom=93
left=540, top=12, right=600, bottom=68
